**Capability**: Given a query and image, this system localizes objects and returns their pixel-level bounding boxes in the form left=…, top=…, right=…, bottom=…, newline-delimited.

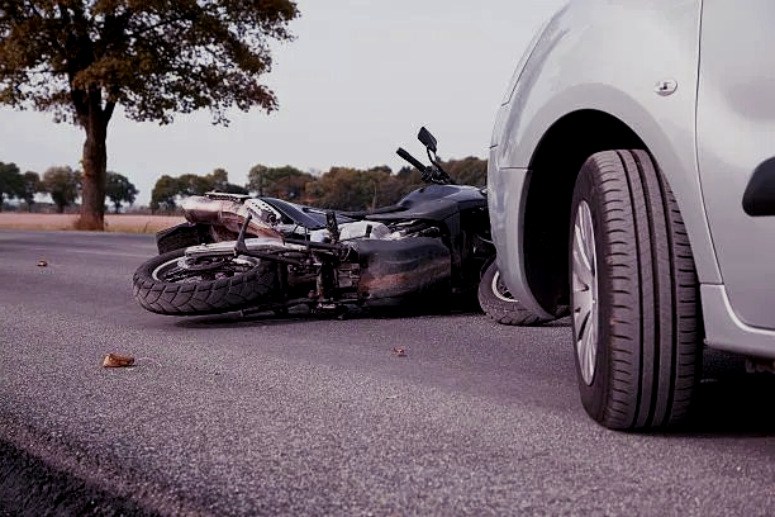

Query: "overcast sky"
left=0, top=0, right=562, bottom=205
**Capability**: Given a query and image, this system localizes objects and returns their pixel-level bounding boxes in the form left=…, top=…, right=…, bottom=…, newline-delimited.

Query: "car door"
left=696, top=0, right=775, bottom=329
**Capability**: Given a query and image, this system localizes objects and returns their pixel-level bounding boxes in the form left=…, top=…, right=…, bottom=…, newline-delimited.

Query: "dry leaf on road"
left=102, top=353, right=135, bottom=368
left=392, top=347, right=407, bottom=358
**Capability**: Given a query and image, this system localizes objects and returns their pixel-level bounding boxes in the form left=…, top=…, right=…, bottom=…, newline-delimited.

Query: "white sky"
left=0, top=0, right=561, bottom=204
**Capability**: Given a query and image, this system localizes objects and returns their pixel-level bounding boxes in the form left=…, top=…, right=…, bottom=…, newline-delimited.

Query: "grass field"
left=0, top=213, right=185, bottom=234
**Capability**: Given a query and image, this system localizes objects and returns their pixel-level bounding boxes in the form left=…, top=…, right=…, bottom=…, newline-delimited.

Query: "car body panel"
left=489, top=0, right=721, bottom=319
left=487, top=164, right=554, bottom=319
left=696, top=0, right=775, bottom=330
left=490, top=0, right=720, bottom=285
left=489, top=0, right=775, bottom=357
left=702, top=285, right=775, bottom=357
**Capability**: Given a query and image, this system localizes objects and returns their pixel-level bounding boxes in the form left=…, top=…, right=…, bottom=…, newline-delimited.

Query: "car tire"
left=569, top=150, right=701, bottom=430
left=478, top=260, right=546, bottom=326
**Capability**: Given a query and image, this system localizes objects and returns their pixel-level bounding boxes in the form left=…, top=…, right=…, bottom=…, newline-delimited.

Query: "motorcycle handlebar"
left=396, top=147, right=427, bottom=172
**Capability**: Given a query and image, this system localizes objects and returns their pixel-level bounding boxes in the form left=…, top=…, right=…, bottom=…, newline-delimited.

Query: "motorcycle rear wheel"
left=478, top=261, right=546, bottom=326
left=133, top=249, right=279, bottom=316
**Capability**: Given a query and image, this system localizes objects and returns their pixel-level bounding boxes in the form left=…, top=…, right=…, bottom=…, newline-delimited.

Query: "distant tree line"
left=150, top=168, right=248, bottom=211
left=1, top=155, right=486, bottom=215
left=151, top=157, right=487, bottom=213
left=0, top=162, right=138, bottom=214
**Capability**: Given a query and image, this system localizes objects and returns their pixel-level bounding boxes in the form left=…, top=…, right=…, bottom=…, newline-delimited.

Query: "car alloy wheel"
left=571, top=200, right=598, bottom=386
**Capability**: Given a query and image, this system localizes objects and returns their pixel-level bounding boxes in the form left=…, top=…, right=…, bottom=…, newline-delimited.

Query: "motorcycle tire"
left=133, top=249, right=279, bottom=316
left=478, top=261, right=546, bottom=326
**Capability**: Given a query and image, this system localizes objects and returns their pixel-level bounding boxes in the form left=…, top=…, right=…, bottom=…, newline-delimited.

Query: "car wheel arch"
left=521, top=109, right=646, bottom=314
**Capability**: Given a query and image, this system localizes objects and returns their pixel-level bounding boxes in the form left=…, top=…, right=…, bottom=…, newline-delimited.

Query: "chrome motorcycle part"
left=182, top=196, right=282, bottom=239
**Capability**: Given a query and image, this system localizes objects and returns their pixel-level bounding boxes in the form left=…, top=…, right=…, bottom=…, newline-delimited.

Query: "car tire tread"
left=571, top=149, right=702, bottom=430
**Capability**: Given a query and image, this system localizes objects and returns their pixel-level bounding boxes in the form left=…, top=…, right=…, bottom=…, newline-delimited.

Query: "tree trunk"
left=78, top=110, right=108, bottom=230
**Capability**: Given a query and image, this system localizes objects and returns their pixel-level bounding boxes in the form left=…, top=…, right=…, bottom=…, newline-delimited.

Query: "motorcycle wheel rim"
left=491, top=270, right=517, bottom=303
left=152, top=256, right=259, bottom=283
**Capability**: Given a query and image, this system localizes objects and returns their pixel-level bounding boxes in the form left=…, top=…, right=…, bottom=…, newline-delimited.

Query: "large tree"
left=0, top=1, right=299, bottom=229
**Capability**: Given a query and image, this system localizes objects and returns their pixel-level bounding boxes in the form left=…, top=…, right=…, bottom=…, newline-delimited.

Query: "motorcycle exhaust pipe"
left=181, top=196, right=282, bottom=239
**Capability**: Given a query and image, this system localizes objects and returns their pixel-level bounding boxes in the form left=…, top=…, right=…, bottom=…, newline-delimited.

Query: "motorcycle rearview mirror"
left=417, top=127, right=438, bottom=154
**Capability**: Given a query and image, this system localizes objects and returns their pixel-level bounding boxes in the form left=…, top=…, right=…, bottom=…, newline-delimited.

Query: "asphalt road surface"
left=1, top=230, right=774, bottom=515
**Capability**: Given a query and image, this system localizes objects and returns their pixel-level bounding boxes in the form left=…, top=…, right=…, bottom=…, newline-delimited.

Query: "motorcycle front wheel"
left=133, top=248, right=279, bottom=316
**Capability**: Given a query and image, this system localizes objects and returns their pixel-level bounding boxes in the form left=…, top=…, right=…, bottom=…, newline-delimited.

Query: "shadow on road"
left=175, top=306, right=576, bottom=330
left=175, top=311, right=315, bottom=330
left=0, top=440, right=148, bottom=515
left=675, top=349, right=775, bottom=437
left=173, top=305, right=481, bottom=329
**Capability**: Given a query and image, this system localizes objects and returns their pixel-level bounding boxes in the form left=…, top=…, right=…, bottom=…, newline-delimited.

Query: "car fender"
left=489, top=0, right=722, bottom=317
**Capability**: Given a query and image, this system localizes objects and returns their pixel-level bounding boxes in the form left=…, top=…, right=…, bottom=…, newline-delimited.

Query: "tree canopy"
left=149, top=174, right=180, bottom=212
left=42, top=166, right=81, bottom=213
left=0, top=152, right=486, bottom=214
left=0, top=161, right=23, bottom=210
left=0, top=1, right=299, bottom=228
left=445, top=156, right=487, bottom=187
left=147, top=155, right=488, bottom=213
left=247, top=165, right=315, bottom=200
left=150, top=168, right=246, bottom=212
left=105, top=171, right=138, bottom=213
left=20, top=171, right=43, bottom=211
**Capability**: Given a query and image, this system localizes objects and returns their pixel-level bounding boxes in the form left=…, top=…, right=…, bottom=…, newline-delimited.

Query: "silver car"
left=488, top=0, right=775, bottom=430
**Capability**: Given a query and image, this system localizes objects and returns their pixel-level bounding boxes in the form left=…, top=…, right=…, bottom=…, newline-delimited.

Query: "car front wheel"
left=569, top=150, right=702, bottom=430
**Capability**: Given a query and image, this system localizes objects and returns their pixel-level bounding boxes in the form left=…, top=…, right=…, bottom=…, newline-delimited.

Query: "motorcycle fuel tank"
left=365, top=185, right=486, bottom=222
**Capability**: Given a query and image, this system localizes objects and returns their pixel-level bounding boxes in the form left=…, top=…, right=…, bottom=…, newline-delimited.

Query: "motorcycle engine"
left=349, top=237, right=451, bottom=302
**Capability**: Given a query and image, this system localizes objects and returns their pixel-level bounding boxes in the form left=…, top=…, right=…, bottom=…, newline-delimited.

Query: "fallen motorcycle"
left=133, top=128, right=526, bottom=320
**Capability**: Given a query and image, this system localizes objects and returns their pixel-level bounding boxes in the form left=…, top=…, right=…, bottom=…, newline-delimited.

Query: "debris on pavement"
left=36, top=259, right=48, bottom=267
left=102, top=353, right=135, bottom=368
left=392, top=347, right=407, bottom=358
